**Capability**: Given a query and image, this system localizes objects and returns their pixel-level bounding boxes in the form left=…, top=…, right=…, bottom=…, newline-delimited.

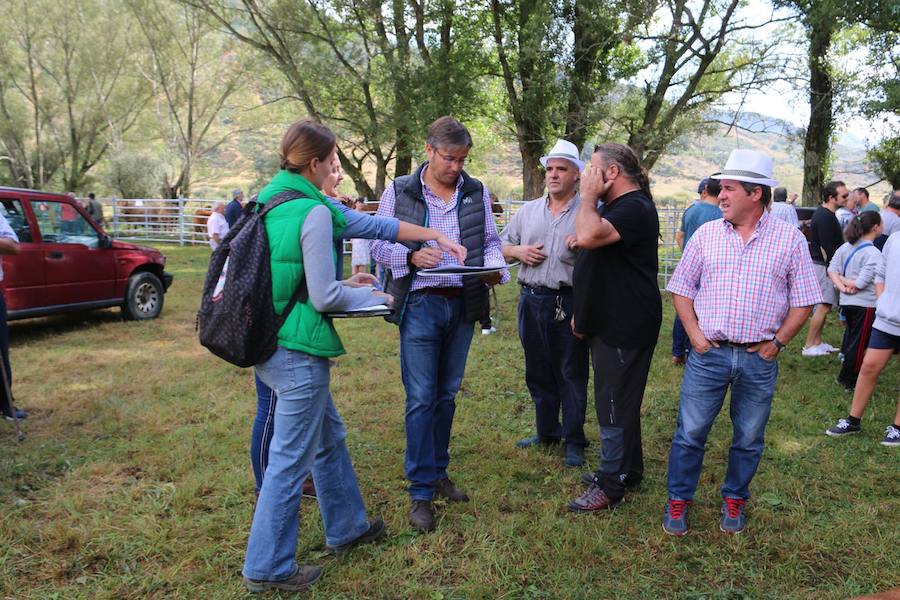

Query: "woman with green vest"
left=242, top=121, right=393, bottom=594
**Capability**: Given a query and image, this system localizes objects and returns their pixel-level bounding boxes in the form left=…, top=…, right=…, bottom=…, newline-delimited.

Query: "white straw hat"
left=710, top=149, right=778, bottom=188
left=540, top=139, right=585, bottom=171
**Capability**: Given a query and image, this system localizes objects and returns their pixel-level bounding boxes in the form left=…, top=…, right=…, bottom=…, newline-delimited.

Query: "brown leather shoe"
left=435, top=477, right=469, bottom=502
left=409, top=500, right=435, bottom=531
left=567, top=484, right=623, bottom=513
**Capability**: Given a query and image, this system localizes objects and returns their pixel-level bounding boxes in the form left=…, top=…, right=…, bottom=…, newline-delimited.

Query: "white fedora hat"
left=540, top=139, right=585, bottom=171
left=710, top=149, right=778, bottom=188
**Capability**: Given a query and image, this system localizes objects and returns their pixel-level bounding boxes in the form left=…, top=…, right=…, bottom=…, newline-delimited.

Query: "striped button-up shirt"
left=667, top=211, right=821, bottom=343
left=371, top=167, right=508, bottom=292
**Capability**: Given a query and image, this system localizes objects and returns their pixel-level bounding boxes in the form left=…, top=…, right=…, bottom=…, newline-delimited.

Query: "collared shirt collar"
left=419, top=162, right=463, bottom=198
left=544, top=191, right=579, bottom=214
left=722, top=208, right=771, bottom=233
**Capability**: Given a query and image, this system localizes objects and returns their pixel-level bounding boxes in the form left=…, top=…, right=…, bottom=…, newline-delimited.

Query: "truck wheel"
left=123, top=272, right=164, bottom=320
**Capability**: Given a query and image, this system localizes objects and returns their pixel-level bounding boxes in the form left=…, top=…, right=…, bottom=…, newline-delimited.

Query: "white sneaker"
left=481, top=326, right=496, bottom=336
left=820, top=343, right=840, bottom=353
left=802, top=344, right=829, bottom=357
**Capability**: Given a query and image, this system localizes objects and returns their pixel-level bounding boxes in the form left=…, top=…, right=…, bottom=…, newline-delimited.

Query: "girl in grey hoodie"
left=826, top=228, right=900, bottom=447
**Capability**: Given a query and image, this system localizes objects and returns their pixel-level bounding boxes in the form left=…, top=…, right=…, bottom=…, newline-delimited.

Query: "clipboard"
left=326, top=304, right=394, bottom=318
left=418, top=263, right=516, bottom=276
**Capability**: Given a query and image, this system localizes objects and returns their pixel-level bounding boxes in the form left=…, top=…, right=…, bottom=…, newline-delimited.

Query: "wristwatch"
left=771, top=337, right=786, bottom=352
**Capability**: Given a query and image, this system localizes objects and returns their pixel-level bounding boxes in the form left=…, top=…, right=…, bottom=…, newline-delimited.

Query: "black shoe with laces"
left=825, top=418, right=861, bottom=437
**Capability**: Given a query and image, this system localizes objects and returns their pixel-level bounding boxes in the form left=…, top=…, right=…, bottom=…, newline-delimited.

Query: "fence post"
left=112, top=197, right=119, bottom=237
left=178, top=196, right=185, bottom=246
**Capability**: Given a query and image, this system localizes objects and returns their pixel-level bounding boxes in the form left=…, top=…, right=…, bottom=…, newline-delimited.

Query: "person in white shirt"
left=207, top=201, right=229, bottom=250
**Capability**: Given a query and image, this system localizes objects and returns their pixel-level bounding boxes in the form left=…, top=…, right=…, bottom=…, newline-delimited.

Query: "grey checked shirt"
left=500, top=193, right=579, bottom=289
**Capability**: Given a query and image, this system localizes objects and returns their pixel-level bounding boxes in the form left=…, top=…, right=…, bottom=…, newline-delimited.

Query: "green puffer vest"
left=258, top=171, right=347, bottom=357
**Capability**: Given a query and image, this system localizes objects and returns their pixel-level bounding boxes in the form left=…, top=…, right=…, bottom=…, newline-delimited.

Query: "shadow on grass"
left=9, top=309, right=125, bottom=345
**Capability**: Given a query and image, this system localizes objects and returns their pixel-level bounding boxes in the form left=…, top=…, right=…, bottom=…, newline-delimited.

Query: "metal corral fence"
left=103, top=196, right=685, bottom=290
left=108, top=198, right=219, bottom=246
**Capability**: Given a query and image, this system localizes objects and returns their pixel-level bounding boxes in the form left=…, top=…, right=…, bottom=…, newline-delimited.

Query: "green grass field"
left=2, top=245, right=898, bottom=599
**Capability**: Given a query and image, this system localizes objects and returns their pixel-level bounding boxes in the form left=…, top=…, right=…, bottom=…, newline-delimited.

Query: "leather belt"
left=420, top=287, right=463, bottom=298
left=713, top=340, right=764, bottom=347
left=521, top=284, right=572, bottom=295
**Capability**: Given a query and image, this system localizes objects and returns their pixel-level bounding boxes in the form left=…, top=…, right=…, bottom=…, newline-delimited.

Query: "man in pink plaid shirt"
left=661, top=149, right=821, bottom=537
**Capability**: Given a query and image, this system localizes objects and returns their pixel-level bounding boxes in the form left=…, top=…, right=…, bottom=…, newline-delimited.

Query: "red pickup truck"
left=0, top=187, right=173, bottom=320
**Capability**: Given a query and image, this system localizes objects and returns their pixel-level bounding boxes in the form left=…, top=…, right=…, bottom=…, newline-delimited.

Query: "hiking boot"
left=567, top=484, right=623, bottom=513
left=720, top=497, right=747, bottom=534
left=409, top=500, right=435, bottom=531
left=881, top=425, right=900, bottom=447
left=327, top=517, right=386, bottom=555
left=515, top=435, right=560, bottom=449
left=243, top=564, right=322, bottom=593
left=671, top=355, right=685, bottom=366
left=581, top=471, right=599, bottom=486
left=564, top=445, right=585, bottom=468
left=435, top=477, right=469, bottom=502
left=825, top=418, right=861, bottom=437
left=580, top=472, right=641, bottom=490
left=662, top=499, right=692, bottom=536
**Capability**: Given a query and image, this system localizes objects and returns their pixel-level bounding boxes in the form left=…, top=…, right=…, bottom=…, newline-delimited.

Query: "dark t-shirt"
left=573, top=190, right=662, bottom=348
left=808, top=205, right=842, bottom=265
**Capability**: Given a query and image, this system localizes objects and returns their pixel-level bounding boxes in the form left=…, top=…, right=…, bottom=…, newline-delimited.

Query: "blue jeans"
left=671, top=314, right=690, bottom=358
left=517, top=288, right=588, bottom=447
left=243, top=347, right=369, bottom=582
left=399, top=292, right=475, bottom=500
left=251, top=374, right=276, bottom=492
left=666, top=344, right=778, bottom=501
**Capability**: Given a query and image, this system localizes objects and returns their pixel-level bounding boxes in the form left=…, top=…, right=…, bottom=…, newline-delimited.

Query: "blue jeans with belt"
left=251, top=374, right=276, bottom=492
left=666, top=344, right=778, bottom=501
left=243, top=347, right=369, bottom=582
left=517, top=286, right=589, bottom=447
left=399, top=291, right=475, bottom=501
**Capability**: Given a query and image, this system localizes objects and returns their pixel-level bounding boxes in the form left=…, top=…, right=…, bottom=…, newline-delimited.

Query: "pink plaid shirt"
left=667, top=211, right=822, bottom=343
left=371, top=167, right=508, bottom=292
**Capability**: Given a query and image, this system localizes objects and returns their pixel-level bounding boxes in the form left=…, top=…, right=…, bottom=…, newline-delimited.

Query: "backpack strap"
left=257, top=190, right=312, bottom=321
left=842, top=242, right=874, bottom=276
left=258, top=190, right=308, bottom=217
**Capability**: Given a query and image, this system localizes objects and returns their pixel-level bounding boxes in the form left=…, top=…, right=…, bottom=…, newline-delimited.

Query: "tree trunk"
left=520, top=135, right=545, bottom=200
left=802, top=20, right=834, bottom=206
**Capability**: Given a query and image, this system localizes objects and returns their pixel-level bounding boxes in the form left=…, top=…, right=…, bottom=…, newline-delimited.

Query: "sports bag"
left=197, top=191, right=308, bottom=367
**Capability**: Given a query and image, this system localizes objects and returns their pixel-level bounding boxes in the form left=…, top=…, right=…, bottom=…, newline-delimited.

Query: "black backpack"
left=197, top=191, right=308, bottom=368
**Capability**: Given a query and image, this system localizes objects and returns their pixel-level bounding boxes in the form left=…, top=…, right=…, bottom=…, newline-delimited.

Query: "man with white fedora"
left=500, top=138, right=590, bottom=467
left=661, top=149, right=821, bottom=536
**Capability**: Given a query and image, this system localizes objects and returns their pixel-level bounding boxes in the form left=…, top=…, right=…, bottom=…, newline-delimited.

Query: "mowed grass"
left=1, top=245, right=898, bottom=599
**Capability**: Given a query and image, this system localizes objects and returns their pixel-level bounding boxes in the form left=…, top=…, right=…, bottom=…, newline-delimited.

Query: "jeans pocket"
left=405, top=291, right=427, bottom=309
left=755, top=350, right=778, bottom=364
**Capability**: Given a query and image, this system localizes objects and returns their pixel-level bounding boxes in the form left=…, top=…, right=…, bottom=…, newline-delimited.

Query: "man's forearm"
left=575, top=199, right=615, bottom=249
left=672, top=294, right=704, bottom=341
left=775, top=306, right=814, bottom=344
